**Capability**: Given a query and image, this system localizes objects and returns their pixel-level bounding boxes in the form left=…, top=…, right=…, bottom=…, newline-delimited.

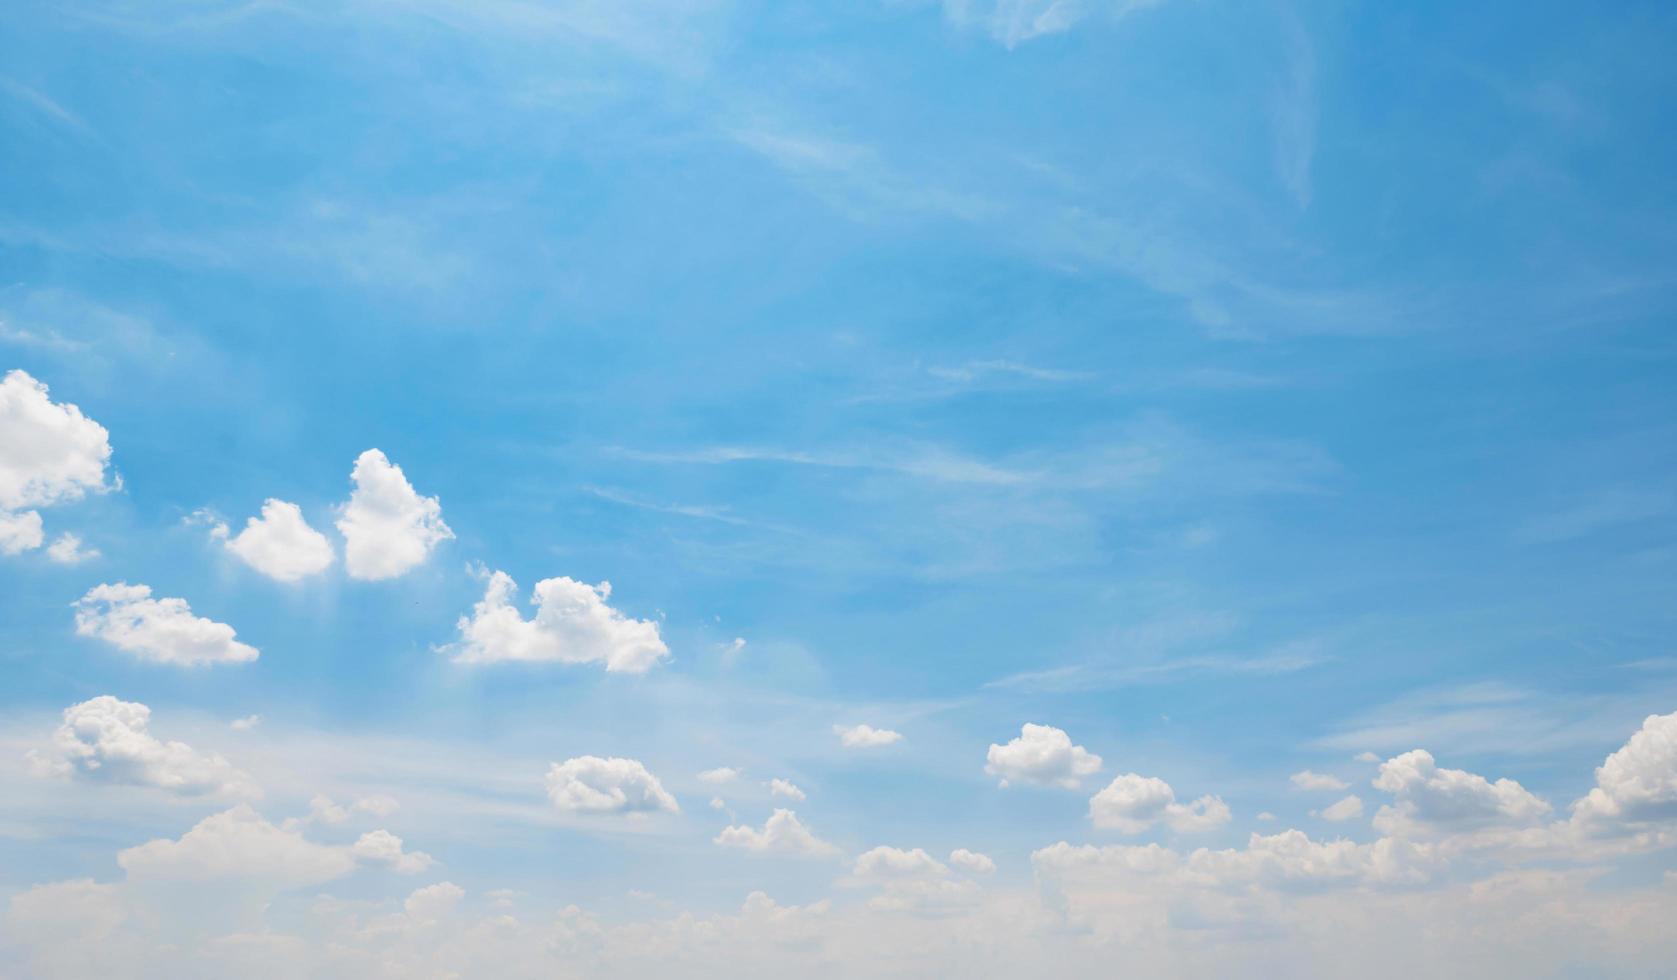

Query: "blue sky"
left=3, top=1, right=1677, bottom=977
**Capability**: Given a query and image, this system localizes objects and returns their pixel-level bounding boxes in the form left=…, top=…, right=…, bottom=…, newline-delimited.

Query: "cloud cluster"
left=117, top=805, right=358, bottom=887
left=1088, top=773, right=1231, bottom=834
left=1371, top=749, right=1550, bottom=837
left=545, top=756, right=679, bottom=815
left=73, top=583, right=258, bottom=666
left=0, top=370, right=111, bottom=555
left=714, top=809, right=838, bottom=858
left=30, top=696, right=256, bottom=798
left=986, top=723, right=1102, bottom=788
left=449, top=569, right=669, bottom=673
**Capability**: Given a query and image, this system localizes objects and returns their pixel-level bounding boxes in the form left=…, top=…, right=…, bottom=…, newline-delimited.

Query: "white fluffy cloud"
left=30, top=695, right=256, bottom=798
left=1571, top=710, right=1677, bottom=827
left=335, top=449, right=452, bottom=580
left=449, top=569, right=670, bottom=673
left=0, top=507, right=43, bottom=554
left=73, top=583, right=259, bottom=666
left=847, top=846, right=984, bottom=912
left=949, top=848, right=997, bottom=873
left=213, top=499, right=333, bottom=581
left=986, top=723, right=1102, bottom=788
left=545, top=756, right=679, bottom=815
left=353, top=829, right=435, bottom=873
left=715, top=809, right=838, bottom=858
left=1088, top=773, right=1231, bottom=834
left=0, top=371, right=113, bottom=551
left=117, top=805, right=357, bottom=887
left=45, top=532, right=99, bottom=564
left=834, top=723, right=904, bottom=748
left=769, top=778, right=806, bottom=801
left=1320, top=795, right=1365, bottom=822
left=697, top=766, right=740, bottom=784
left=404, top=881, right=465, bottom=921
left=853, top=846, right=948, bottom=878
left=1372, top=749, right=1550, bottom=837
left=1291, top=770, right=1349, bottom=792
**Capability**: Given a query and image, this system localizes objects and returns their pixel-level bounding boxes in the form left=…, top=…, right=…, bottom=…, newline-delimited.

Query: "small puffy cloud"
left=1354, top=751, right=1381, bottom=763
left=949, top=848, right=996, bottom=874
left=834, top=723, right=903, bottom=748
left=117, top=805, right=356, bottom=887
left=546, top=756, right=679, bottom=815
left=404, top=881, right=464, bottom=920
left=353, top=829, right=435, bottom=873
left=1088, top=773, right=1231, bottom=834
left=710, top=796, right=726, bottom=810
left=769, top=778, right=806, bottom=801
left=715, top=809, right=838, bottom=858
left=74, top=583, right=258, bottom=666
left=849, top=847, right=984, bottom=912
left=1320, top=795, right=1365, bottom=822
left=31, top=695, right=256, bottom=798
left=1290, top=770, right=1349, bottom=792
left=853, top=846, right=948, bottom=879
left=0, top=369, right=113, bottom=511
left=0, top=507, right=43, bottom=554
left=229, top=714, right=261, bottom=731
left=289, top=794, right=399, bottom=828
left=1372, top=749, right=1551, bottom=837
left=213, top=499, right=333, bottom=582
left=45, top=532, right=99, bottom=564
left=449, top=569, right=670, bottom=673
left=698, top=767, right=740, bottom=784
left=335, top=449, right=452, bottom=580
left=986, top=723, right=1102, bottom=789
left=1571, top=710, right=1677, bottom=827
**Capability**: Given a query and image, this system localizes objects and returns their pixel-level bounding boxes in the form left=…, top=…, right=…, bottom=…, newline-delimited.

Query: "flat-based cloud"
left=73, top=583, right=259, bottom=666
left=449, top=569, right=670, bottom=673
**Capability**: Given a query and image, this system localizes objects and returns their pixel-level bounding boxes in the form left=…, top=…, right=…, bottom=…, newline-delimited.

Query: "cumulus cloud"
left=769, top=778, right=806, bottom=801
left=949, top=848, right=997, bottom=874
left=73, top=583, right=258, bottom=666
left=212, top=499, right=333, bottom=581
left=0, top=370, right=113, bottom=552
left=986, top=723, right=1102, bottom=788
left=1088, top=773, right=1231, bottom=834
left=353, top=829, right=435, bottom=873
left=715, top=809, right=838, bottom=858
left=117, top=805, right=357, bottom=887
left=545, top=756, right=679, bottom=815
left=698, top=767, right=740, bottom=784
left=335, top=449, right=451, bottom=580
left=853, top=846, right=949, bottom=878
left=1291, top=770, right=1349, bottom=792
left=29, top=695, right=256, bottom=798
left=45, top=532, right=98, bottom=564
left=0, top=507, right=43, bottom=554
left=404, top=881, right=465, bottom=921
left=230, top=714, right=261, bottom=731
left=448, top=568, right=670, bottom=673
left=1320, top=795, right=1365, bottom=822
left=1571, top=710, right=1677, bottom=828
left=834, top=723, right=904, bottom=748
left=847, top=846, right=983, bottom=912
left=1372, top=750, right=1550, bottom=837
